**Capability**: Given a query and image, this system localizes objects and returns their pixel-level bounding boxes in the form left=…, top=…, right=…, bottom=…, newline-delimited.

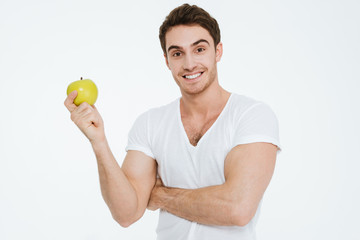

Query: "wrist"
left=157, top=186, right=180, bottom=210
left=90, top=135, right=108, bottom=149
left=157, top=186, right=168, bottom=209
left=149, top=183, right=169, bottom=211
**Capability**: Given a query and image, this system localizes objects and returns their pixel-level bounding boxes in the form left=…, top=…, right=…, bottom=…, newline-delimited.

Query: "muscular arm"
left=64, top=91, right=157, bottom=227
left=148, top=142, right=277, bottom=226
left=93, top=141, right=157, bottom=227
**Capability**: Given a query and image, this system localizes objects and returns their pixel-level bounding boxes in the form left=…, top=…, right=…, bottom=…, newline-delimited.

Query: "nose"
left=183, top=54, right=197, bottom=71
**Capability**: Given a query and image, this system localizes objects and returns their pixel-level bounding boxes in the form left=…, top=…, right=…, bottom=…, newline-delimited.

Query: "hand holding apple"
left=66, top=77, right=98, bottom=106
left=64, top=79, right=105, bottom=143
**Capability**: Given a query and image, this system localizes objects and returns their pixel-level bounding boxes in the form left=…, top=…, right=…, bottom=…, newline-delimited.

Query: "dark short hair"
left=159, top=4, right=221, bottom=55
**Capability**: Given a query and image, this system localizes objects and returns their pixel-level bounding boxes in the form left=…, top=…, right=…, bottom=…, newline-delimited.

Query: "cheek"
left=168, top=62, right=181, bottom=74
left=169, top=66, right=180, bottom=79
left=203, top=58, right=216, bottom=69
left=200, top=52, right=216, bottom=65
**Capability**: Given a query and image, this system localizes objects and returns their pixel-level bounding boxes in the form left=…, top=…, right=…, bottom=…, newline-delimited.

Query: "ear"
left=215, top=42, right=223, bottom=62
left=164, top=53, right=171, bottom=70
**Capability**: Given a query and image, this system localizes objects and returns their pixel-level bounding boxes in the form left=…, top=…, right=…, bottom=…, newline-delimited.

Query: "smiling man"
left=64, top=4, right=280, bottom=240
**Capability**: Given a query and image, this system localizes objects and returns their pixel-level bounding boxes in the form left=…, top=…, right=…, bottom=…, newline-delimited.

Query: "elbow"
left=112, top=213, right=136, bottom=228
left=233, top=215, right=252, bottom=227
left=116, top=220, right=132, bottom=228
left=107, top=202, right=142, bottom=228
left=231, top=203, right=256, bottom=227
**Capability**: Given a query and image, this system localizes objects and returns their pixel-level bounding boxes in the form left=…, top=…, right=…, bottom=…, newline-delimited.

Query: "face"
left=164, top=25, right=223, bottom=96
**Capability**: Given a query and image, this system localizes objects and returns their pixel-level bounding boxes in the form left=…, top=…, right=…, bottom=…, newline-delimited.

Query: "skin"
left=163, top=25, right=231, bottom=146
left=64, top=91, right=157, bottom=227
left=64, top=24, right=277, bottom=228
left=146, top=25, right=278, bottom=226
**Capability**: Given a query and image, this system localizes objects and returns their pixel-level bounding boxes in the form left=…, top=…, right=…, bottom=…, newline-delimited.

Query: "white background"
left=1, top=0, right=359, bottom=239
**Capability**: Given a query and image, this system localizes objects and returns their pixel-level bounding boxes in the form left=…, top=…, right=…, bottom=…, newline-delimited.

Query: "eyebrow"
left=167, top=39, right=210, bottom=53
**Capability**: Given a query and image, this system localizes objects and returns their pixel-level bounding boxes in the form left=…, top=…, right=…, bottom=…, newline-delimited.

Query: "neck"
left=180, top=83, right=231, bottom=118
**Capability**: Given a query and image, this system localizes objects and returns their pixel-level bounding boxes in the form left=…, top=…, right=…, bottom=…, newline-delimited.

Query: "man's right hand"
left=65, top=90, right=157, bottom=227
left=64, top=90, right=105, bottom=143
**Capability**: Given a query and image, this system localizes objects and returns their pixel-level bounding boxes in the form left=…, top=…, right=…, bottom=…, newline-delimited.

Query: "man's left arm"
left=147, top=142, right=278, bottom=226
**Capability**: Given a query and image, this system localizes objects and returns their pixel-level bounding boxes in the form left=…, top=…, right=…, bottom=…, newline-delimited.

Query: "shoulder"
left=230, top=93, right=261, bottom=106
left=147, top=97, right=178, bottom=119
left=228, top=93, right=279, bottom=134
left=228, top=93, right=273, bottom=118
left=229, top=93, right=281, bottom=150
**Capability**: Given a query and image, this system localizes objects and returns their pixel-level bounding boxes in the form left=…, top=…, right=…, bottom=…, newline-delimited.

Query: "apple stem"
left=80, top=77, right=83, bottom=80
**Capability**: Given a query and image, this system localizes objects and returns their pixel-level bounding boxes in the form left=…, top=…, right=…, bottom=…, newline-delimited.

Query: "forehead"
left=165, top=25, right=213, bottom=49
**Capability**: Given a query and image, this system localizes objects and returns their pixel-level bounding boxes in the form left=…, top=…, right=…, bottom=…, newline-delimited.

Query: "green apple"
left=67, top=77, right=98, bottom=106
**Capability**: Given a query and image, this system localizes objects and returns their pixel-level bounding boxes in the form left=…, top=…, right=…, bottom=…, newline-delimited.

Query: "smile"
left=183, top=72, right=203, bottom=80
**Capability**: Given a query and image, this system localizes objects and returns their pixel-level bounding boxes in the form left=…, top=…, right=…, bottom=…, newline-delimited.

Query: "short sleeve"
left=232, top=103, right=281, bottom=151
left=125, top=111, right=155, bottom=159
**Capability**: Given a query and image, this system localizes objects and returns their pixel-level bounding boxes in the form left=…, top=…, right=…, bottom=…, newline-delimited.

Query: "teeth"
left=184, top=73, right=201, bottom=79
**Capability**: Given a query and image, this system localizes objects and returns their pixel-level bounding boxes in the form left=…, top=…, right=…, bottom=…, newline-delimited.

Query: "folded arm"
left=148, top=142, right=277, bottom=226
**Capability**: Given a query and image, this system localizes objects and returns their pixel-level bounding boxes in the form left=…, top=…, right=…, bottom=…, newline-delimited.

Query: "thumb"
left=68, top=90, right=78, bottom=101
left=64, top=90, right=78, bottom=112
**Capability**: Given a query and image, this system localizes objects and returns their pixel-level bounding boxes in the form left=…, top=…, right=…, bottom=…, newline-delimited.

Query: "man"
left=64, top=4, right=280, bottom=240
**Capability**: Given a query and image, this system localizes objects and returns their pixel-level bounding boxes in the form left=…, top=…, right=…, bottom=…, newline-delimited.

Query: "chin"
left=182, top=85, right=207, bottom=96
left=184, top=80, right=216, bottom=96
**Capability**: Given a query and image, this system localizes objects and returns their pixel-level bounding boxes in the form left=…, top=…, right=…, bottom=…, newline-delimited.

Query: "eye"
left=197, top=47, right=205, bottom=53
left=172, top=52, right=181, bottom=57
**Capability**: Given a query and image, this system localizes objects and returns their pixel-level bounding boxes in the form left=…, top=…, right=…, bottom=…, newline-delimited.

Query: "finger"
left=76, top=101, right=91, bottom=113
left=72, top=108, right=96, bottom=129
left=90, top=105, right=102, bottom=127
left=156, top=178, right=163, bottom=186
left=64, top=90, right=78, bottom=112
left=75, top=102, right=101, bottom=127
left=91, top=104, right=100, bottom=116
left=73, top=102, right=93, bottom=120
left=70, top=102, right=90, bottom=123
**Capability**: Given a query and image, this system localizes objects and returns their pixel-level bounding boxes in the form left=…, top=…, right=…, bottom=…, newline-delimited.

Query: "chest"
left=152, top=113, right=233, bottom=189
left=181, top=114, right=219, bottom=147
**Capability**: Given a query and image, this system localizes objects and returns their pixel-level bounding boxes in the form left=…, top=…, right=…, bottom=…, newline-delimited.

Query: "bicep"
left=121, top=150, right=157, bottom=216
left=224, top=143, right=277, bottom=216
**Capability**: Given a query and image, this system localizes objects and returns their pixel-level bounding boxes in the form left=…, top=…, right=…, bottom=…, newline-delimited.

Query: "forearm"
left=149, top=144, right=277, bottom=227
left=91, top=138, right=139, bottom=226
left=154, top=183, right=245, bottom=226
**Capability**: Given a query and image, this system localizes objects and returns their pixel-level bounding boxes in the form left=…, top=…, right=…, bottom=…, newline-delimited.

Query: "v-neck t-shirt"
left=125, top=93, right=281, bottom=240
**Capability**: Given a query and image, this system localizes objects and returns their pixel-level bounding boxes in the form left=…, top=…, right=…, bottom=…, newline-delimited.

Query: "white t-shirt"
left=125, top=93, right=281, bottom=240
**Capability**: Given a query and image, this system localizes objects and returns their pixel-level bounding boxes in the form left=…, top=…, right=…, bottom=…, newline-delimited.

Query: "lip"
left=182, top=71, right=204, bottom=82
